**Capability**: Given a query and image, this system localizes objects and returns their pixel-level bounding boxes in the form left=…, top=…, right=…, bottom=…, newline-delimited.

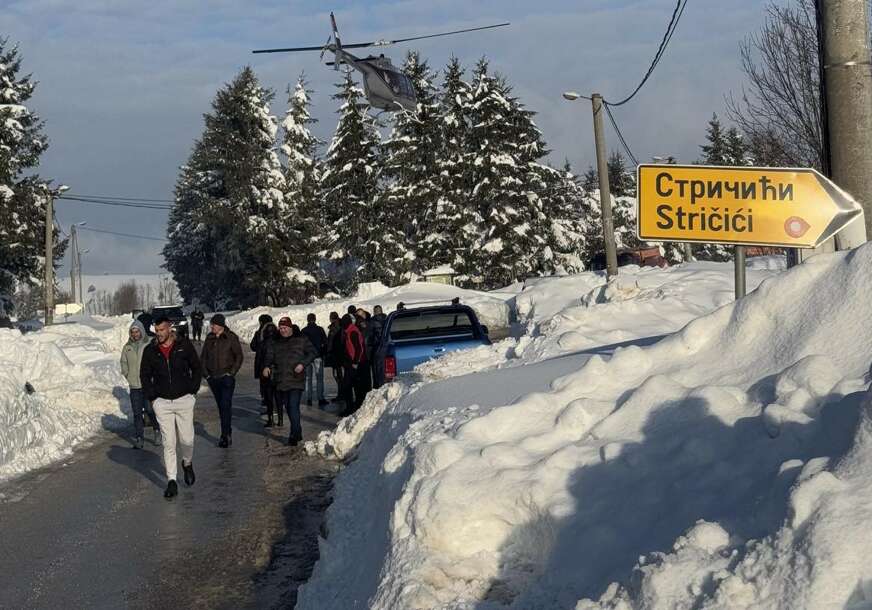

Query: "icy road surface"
left=0, top=347, right=339, bottom=609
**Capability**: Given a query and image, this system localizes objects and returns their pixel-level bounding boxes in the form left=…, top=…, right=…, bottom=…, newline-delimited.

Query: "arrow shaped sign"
left=636, top=165, right=863, bottom=248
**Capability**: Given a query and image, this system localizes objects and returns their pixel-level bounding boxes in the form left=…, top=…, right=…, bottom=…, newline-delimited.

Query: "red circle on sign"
left=784, top=216, right=810, bottom=238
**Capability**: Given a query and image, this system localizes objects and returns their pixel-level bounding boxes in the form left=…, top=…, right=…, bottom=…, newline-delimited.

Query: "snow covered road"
left=0, top=347, right=339, bottom=609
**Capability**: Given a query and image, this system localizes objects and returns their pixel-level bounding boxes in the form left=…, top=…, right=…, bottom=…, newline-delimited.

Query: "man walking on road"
left=190, top=308, right=205, bottom=342
left=201, top=313, right=243, bottom=448
left=120, top=319, right=160, bottom=449
left=140, top=317, right=203, bottom=499
left=302, top=313, right=328, bottom=407
left=263, top=317, right=317, bottom=446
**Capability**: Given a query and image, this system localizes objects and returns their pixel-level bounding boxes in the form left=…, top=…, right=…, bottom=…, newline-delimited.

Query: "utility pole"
left=69, top=224, right=78, bottom=306
left=591, top=93, right=619, bottom=278
left=821, top=0, right=872, bottom=247
left=44, top=192, right=54, bottom=325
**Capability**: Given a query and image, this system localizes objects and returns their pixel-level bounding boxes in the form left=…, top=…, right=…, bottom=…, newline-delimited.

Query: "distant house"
left=421, top=265, right=458, bottom=286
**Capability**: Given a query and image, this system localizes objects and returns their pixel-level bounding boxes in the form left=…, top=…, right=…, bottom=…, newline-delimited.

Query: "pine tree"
left=700, top=113, right=729, bottom=165
left=320, top=76, right=382, bottom=289
left=165, top=67, right=290, bottom=306
left=581, top=166, right=599, bottom=196
left=376, top=51, right=442, bottom=283
left=460, top=59, right=544, bottom=287
left=280, top=74, right=322, bottom=290
left=433, top=57, right=473, bottom=275
left=607, top=151, right=635, bottom=197
left=0, top=39, right=64, bottom=297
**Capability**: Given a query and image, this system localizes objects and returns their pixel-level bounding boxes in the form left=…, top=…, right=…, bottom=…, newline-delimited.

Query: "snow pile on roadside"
left=227, top=280, right=512, bottom=341
left=0, top=318, right=132, bottom=482
left=297, top=248, right=872, bottom=609
left=417, top=258, right=786, bottom=380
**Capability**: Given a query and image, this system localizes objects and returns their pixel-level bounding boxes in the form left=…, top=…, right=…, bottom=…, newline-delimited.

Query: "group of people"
left=250, top=304, right=388, bottom=423
left=119, top=304, right=389, bottom=499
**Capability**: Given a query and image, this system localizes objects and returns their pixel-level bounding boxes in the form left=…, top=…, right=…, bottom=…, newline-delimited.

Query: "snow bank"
left=226, top=281, right=512, bottom=341
left=297, top=248, right=872, bottom=609
left=418, top=258, right=786, bottom=381
left=0, top=317, right=133, bottom=482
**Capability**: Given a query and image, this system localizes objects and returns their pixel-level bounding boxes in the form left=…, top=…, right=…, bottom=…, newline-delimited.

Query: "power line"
left=78, top=226, right=168, bottom=242
left=65, top=193, right=175, bottom=203
left=605, top=0, right=689, bottom=107
left=58, top=196, right=173, bottom=210
left=604, top=103, right=639, bottom=165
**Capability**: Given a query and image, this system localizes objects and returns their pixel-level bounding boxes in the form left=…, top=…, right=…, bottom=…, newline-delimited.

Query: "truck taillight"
left=384, top=355, right=397, bottom=380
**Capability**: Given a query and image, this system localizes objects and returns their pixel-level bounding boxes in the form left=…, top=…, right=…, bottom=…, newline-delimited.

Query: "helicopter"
left=253, top=13, right=509, bottom=112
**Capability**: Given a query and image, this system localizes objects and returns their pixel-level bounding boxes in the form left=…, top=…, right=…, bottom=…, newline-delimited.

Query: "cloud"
left=2, top=0, right=766, bottom=274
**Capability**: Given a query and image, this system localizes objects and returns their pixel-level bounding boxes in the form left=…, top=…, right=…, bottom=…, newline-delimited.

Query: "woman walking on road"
left=120, top=319, right=160, bottom=448
left=262, top=317, right=318, bottom=446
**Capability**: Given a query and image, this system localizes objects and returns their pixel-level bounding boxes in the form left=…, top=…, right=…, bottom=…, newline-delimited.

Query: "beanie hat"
left=210, top=313, right=226, bottom=328
left=278, top=316, right=293, bottom=328
left=258, top=313, right=273, bottom=326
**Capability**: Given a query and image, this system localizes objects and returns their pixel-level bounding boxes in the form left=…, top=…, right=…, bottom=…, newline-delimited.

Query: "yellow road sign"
left=636, top=165, right=863, bottom=248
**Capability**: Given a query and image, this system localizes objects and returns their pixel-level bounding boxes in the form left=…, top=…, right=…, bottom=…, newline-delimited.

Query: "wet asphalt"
left=0, top=344, right=340, bottom=610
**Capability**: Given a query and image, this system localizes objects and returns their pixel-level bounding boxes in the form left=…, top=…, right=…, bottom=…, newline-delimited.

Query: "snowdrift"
left=416, top=258, right=786, bottom=381
left=0, top=318, right=132, bottom=482
left=298, top=249, right=872, bottom=609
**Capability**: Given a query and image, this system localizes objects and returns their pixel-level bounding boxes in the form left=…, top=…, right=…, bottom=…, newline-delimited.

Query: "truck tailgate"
left=394, top=338, right=485, bottom=373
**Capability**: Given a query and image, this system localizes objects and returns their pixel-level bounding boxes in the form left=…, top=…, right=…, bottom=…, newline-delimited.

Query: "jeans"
left=208, top=375, right=236, bottom=438
left=305, top=358, right=325, bottom=402
left=192, top=324, right=203, bottom=341
left=153, top=394, right=196, bottom=482
left=130, top=388, right=159, bottom=439
left=276, top=389, right=303, bottom=441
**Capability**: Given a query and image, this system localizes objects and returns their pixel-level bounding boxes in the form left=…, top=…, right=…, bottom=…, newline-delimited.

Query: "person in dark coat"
left=140, top=316, right=203, bottom=499
left=302, top=313, right=328, bottom=407
left=325, top=311, right=343, bottom=400
left=249, top=313, right=274, bottom=408
left=201, top=313, right=244, bottom=448
left=369, top=305, right=388, bottom=389
left=262, top=317, right=317, bottom=446
left=340, top=314, right=368, bottom=416
left=190, top=308, right=205, bottom=342
left=355, top=308, right=374, bottom=395
left=256, top=322, right=280, bottom=427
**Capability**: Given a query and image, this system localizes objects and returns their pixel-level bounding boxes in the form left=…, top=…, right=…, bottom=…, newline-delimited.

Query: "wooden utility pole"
left=591, top=93, right=619, bottom=278
left=44, top=193, right=54, bottom=325
left=821, top=0, right=872, bottom=247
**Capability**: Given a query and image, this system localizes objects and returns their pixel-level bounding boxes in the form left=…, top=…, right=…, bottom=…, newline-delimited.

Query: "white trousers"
left=153, top=394, right=196, bottom=482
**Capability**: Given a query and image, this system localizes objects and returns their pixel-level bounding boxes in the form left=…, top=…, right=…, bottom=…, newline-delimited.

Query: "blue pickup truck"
left=373, top=302, right=492, bottom=384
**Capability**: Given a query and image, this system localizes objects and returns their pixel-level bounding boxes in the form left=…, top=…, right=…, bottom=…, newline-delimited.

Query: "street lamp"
left=563, top=90, right=618, bottom=278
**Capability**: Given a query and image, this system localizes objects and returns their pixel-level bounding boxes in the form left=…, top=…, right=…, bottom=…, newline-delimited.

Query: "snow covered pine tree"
left=319, top=76, right=382, bottom=289
left=165, top=67, right=290, bottom=306
left=0, top=38, right=64, bottom=298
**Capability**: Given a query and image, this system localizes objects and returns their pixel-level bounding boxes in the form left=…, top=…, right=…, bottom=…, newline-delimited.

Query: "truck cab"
left=373, top=302, right=491, bottom=384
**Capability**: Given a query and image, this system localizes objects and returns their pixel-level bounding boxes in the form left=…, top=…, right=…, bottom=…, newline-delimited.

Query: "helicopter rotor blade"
left=252, top=21, right=510, bottom=55
left=380, top=22, right=510, bottom=46
left=253, top=45, right=327, bottom=54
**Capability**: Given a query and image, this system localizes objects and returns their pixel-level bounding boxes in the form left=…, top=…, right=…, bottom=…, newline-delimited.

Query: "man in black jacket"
left=140, top=317, right=203, bottom=499
left=302, top=313, right=328, bottom=407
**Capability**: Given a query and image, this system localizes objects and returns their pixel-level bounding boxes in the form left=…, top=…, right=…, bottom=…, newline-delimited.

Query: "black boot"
left=164, top=480, right=178, bottom=499
left=183, top=462, right=196, bottom=486
left=218, top=436, right=229, bottom=448
left=277, top=411, right=284, bottom=427
left=264, top=417, right=274, bottom=428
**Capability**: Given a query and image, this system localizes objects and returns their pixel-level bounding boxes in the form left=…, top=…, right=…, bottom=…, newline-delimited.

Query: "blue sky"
left=1, top=0, right=767, bottom=276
